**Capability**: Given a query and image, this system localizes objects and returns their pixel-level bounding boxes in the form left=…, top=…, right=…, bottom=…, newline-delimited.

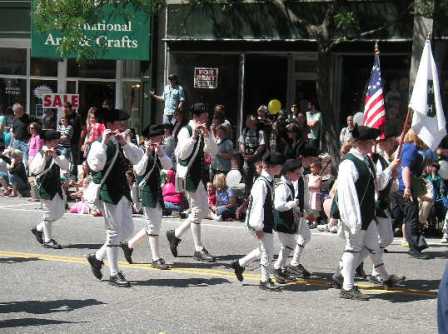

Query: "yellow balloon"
left=268, top=99, right=282, bottom=115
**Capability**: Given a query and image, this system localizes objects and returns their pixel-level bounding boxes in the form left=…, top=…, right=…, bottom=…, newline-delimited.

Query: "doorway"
left=78, top=81, right=115, bottom=121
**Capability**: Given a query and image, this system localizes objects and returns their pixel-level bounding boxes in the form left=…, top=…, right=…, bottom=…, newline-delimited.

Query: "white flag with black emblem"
left=410, top=40, right=446, bottom=151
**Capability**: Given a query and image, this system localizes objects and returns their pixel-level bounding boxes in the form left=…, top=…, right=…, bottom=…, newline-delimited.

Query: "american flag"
left=363, top=51, right=386, bottom=131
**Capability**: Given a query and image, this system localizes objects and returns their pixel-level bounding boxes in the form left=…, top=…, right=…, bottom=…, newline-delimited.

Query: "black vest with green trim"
left=345, top=153, right=376, bottom=230
left=371, top=152, right=392, bottom=218
left=138, top=153, right=164, bottom=208
left=178, top=124, right=205, bottom=192
left=91, top=141, right=131, bottom=205
left=274, top=181, right=299, bottom=234
left=35, top=152, right=63, bottom=200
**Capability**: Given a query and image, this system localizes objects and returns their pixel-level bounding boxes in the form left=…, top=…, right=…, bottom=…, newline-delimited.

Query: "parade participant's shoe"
left=340, top=286, right=369, bottom=301
left=355, top=263, right=367, bottom=279
left=86, top=254, right=103, bottom=280
left=193, top=248, right=215, bottom=262
left=151, top=258, right=170, bottom=270
left=259, top=278, right=281, bottom=291
left=287, top=264, right=311, bottom=279
left=121, top=243, right=133, bottom=264
left=43, top=239, right=62, bottom=249
left=408, top=249, right=431, bottom=260
left=166, top=230, right=181, bottom=257
left=331, top=272, right=343, bottom=289
left=230, top=261, right=245, bottom=282
left=367, top=274, right=383, bottom=285
left=383, top=274, right=406, bottom=289
left=31, top=227, right=43, bottom=245
left=441, top=238, right=448, bottom=244
left=179, top=212, right=188, bottom=219
left=109, top=272, right=131, bottom=288
left=273, top=269, right=293, bottom=284
left=383, top=248, right=389, bottom=253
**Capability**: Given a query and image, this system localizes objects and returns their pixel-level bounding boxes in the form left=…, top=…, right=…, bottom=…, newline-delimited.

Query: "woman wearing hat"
left=121, top=124, right=172, bottom=270
left=86, top=109, right=143, bottom=288
left=30, top=130, right=70, bottom=250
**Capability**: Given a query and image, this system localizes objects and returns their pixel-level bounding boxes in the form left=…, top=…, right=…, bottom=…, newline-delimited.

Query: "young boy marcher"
left=231, top=152, right=285, bottom=290
left=121, top=124, right=172, bottom=270
left=30, top=130, right=70, bottom=249
left=166, top=103, right=218, bottom=262
left=86, top=109, right=142, bottom=287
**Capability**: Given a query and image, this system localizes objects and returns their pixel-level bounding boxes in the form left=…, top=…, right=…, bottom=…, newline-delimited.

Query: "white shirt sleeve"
left=375, top=159, right=393, bottom=191
left=258, top=130, right=265, bottom=146
left=274, top=183, right=298, bottom=211
left=337, top=159, right=362, bottom=234
left=204, top=132, right=218, bottom=156
left=175, top=127, right=197, bottom=161
left=158, top=147, right=173, bottom=170
left=248, top=179, right=268, bottom=231
left=133, top=153, right=149, bottom=177
left=122, top=143, right=143, bottom=165
left=54, top=155, right=70, bottom=172
left=29, top=151, right=46, bottom=175
left=87, top=141, right=107, bottom=172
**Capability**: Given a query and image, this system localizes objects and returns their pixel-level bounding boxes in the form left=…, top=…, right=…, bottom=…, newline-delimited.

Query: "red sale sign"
left=42, top=94, right=79, bottom=109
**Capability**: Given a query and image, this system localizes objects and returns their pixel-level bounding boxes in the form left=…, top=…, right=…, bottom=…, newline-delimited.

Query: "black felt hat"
left=381, top=123, right=400, bottom=140
left=142, top=124, right=166, bottom=138
left=262, top=151, right=285, bottom=166
left=104, top=109, right=130, bottom=123
left=191, top=103, right=208, bottom=116
left=352, top=125, right=380, bottom=141
left=282, top=159, right=301, bottom=174
left=42, top=130, right=61, bottom=141
left=302, top=143, right=319, bottom=157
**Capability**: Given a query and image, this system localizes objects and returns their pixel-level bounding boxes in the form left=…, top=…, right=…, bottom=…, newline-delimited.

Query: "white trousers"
left=175, top=181, right=208, bottom=252
left=95, top=197, right=135, bottom=275
left=291, top=219, right=311, bottom=266
left=239, top=232, right=274, bottom=282
left=371, top=215, right=394, bottom=277
left=37, top=193, right=65, bottom=243
left=274, top=232, right=297, bottom=270
left=341, top=221, right=389, bottom=290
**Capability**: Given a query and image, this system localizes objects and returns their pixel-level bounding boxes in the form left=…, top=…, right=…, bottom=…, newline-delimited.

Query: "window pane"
left=123, top=60, right=140, bottom=78
left=67, top=81, right=77, bottom=94
left=30, top=79, right=58, bottom=125
left=0, top=78, right=27, bottom=116
left=67, top=59, right=116, bottom=79
left=31, top=58, right=58, bottom=77
left=123, top=81, right=143, bottom=131
left=0, top=48, right=26, bottom=75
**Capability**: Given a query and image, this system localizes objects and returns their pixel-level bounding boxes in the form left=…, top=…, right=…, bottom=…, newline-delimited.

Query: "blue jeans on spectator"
left=9, top=173, right=30, bottom=196
left=216, top=206, right=236, bottom=220
left=163, top=114, right=175, bottom=125
left=164, top=201, right=183, bottom=213
left=11, top=139, right=29, bottom=168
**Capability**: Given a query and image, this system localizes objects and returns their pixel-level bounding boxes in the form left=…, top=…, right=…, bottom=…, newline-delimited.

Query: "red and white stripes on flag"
left=363, top=53, right=386, bottom=131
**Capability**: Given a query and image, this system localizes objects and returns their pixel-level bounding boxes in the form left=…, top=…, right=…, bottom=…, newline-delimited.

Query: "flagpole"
left=396, top=32, right=432, bottom=158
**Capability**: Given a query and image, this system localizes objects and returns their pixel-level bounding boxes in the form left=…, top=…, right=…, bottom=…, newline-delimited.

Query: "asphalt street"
left=0, top=197, right=445, bottom=334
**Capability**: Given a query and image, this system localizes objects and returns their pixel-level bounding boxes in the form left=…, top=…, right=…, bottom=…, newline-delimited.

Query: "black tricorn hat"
left=142, top=124, right=166, bottom=138
left=104, top=109, right=130, bottom=123
left=352, top=125, right=380, bottom=141
left=191, top=103, right=208, bottom=116
left=381, top=123, right=400, bottom=140
left=302, top=143, right=319, bottom=157
left=282, top=158, right=301, bottom=174
left=42, top=129, right=61, bottom=141
left=262, top=151, right=285, bottom=166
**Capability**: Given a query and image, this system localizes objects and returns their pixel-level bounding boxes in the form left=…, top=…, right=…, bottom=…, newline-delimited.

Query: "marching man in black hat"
left=336, top=125, right=402, bottom=300
left=121, top=124, right=172, bottom=270
left=30, top=130, right=70, bottom=249
left=86, top=109, right=142, bottom=287
left=166, top=103, right=218, bottom=262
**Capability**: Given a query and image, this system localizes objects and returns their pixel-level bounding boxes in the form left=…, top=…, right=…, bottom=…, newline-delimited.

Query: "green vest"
left=35, top=151, right=63, bottom=200
left=178, top=125, right=205, bottom=192
left=91, top=141, right=131, bottom=205
left=274, top=181, right=299, bottom=234
left=345, top=153, right=376, bottom=230
left=138, top=153, right=164, bottom=208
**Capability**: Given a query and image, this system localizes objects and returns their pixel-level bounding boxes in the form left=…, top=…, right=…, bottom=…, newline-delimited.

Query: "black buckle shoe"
left=259, top=278, right=281, bottom=291
left=408, top=249, right=431, bottom=260
left=273, top=269, right=293, bottom=284
left=193, top=248, right=215, bottom=262
left=230, top=261, right=245, bottom=282
left=121, top=243, right=133, bottom=264
left=330, top=272, right=343, bottom=289
left=383, top=274, right=406, bottom=289
left=367, top=274, right=383, bottom=285
left=339, top=286, right=369, bottom=301
left=166, top=230, right=181, bottom=257
left=355, top=263, right=367, bottom=279
left=110, top=272, right=131, bottom=288
left=287, top=264, right=311, bottom=279
left=31, top=228, right=43, bottom=245
left=43, top=239, right=62, bottom=249
left=151, top=258, right=170, bottom=270
left=86, top=254, right=103, bottom=280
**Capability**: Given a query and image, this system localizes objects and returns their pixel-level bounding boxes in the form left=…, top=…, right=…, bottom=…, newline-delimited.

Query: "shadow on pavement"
left=0, top=299, right=105, bottom=314
left=62, top=243, right=103, bottom=250
left=131, top=277, right=230, bottom=288
left=369, top=291, right=436, bottom=303
left=170, top=261, right=229, bottom=270
left=0, top=318, right=75, bottom=329
left=0, top=257, right=41, bottom=264
left=402, top=279, right=441, bottom=291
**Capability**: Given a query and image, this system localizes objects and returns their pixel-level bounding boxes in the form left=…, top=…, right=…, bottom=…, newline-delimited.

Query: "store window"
left=68, top=59, right=116, bottom=79
left=0, top=78, right=27, bottom=113
left=30, top=79, right=58, bottom=123
left=31, top=58, right=58, bottom=77
left=0, top=48, right=26, bottom=75
left=123, top=81, right=143, bottom=130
